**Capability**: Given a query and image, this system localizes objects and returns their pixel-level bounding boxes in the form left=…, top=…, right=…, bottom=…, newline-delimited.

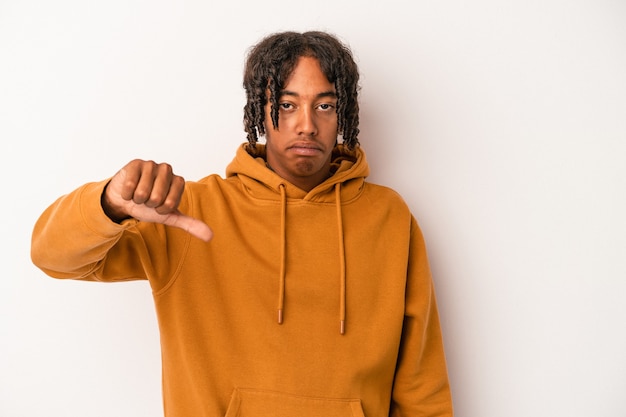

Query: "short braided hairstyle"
left=243, top=31, right=360, bottom=150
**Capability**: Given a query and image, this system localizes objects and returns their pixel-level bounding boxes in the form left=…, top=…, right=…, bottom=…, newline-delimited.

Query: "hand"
left=102, top=159, right=213, bottom=242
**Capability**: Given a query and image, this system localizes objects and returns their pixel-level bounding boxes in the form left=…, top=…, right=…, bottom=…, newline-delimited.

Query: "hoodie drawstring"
left=277, top=184, right=287, bottom=325
left=335, top=183, right=347, bottom=335
left=275, top=182, right=347, bottom=335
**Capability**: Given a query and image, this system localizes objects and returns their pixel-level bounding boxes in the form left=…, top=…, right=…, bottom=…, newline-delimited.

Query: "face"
left=264, top=56, right=339, bottom=192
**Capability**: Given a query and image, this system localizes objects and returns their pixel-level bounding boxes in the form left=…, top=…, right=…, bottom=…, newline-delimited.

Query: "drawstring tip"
left=340, top=320, right=345, bottom=335
left=278, top=309, right=283, bottom=325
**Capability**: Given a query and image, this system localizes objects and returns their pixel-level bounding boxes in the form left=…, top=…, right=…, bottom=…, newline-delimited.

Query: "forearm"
left=391, top=298, right=453, bottom=416
left=390, top=218, right=453, bottom=416
left=30, top=180, right=135, bottom=279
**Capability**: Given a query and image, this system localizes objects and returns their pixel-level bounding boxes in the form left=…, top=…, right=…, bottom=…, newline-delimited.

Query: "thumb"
left=164, top=210, right=213, bottom=242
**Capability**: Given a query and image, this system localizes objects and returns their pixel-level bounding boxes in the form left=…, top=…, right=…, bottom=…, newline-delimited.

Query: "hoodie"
left=31, top=143, right=453, bottom=417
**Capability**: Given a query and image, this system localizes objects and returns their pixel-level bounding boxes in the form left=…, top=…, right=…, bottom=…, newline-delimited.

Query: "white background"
left=1, top=1, right=625, bottom=416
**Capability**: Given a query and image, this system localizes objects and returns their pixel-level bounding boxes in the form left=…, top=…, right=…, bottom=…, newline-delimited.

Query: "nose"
left=297, top=107, right=317, bottom=136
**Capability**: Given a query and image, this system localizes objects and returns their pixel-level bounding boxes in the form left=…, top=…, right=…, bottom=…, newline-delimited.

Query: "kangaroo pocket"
left=224, top=388, right=366, bottom=417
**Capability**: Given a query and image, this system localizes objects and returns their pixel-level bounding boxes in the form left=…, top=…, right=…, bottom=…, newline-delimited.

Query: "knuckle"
left=132, top=189, right=150, bottom=203
left=157, top=162, right=173, bottom=175
left=172, top=175, right=185, bottom=187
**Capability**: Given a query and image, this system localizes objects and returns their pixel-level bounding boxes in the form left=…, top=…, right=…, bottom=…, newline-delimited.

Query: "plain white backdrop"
left=1, top=1, right=625, bottom=416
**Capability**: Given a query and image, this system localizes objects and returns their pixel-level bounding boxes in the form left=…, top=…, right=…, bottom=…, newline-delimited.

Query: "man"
left=31, top=31, right=453, bottom=416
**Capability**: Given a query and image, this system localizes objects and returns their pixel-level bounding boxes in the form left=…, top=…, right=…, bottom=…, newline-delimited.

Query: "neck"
left=265, top=162, right=331, bottom=192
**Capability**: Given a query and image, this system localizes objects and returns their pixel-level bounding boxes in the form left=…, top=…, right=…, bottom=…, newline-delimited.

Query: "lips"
left=288, top=142, right=323, bottom=156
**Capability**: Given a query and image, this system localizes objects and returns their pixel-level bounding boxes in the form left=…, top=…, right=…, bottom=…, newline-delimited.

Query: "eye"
left=279, top=102, right=294, bottom=111
left=317, top=103, right=335, bottom=111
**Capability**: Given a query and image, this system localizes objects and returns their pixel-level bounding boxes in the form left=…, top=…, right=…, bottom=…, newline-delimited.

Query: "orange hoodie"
left=31, top=144, right=453, bottom=416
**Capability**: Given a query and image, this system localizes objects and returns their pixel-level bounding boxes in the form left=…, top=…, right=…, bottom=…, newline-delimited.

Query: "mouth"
left=288, top=142, right=323, bottom=156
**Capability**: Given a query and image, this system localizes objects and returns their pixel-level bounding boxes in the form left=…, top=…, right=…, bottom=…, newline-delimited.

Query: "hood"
left=225, top=143, right=370, bottom=202
left=225, top=143, right=370, bottom=334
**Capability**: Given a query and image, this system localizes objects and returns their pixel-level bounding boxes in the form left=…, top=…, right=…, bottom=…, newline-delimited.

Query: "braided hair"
left=243, top=31, right=360, bottom=151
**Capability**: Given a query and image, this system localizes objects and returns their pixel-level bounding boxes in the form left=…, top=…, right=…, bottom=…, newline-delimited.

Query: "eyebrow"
left=279, top=90, right=337, bottom=99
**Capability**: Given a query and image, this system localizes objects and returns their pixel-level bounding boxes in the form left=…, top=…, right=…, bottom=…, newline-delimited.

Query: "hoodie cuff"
left=79, top=179, right=139, bottom=237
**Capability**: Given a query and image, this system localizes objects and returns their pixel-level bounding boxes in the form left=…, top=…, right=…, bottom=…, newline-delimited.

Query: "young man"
left=31, top=31, right=453, bottom=416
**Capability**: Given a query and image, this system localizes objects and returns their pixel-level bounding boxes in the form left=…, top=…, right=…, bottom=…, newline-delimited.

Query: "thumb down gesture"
left=102, top=159, right=213, bottom=242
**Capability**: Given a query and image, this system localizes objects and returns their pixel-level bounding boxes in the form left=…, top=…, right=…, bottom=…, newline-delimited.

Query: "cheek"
left=321, top=116, right=339, bottom=134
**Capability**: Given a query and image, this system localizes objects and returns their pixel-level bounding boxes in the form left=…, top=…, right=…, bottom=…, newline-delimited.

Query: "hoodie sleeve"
left=30, top=180, right=176, bottom=284
left=390, top=216, right=454, bottom=417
